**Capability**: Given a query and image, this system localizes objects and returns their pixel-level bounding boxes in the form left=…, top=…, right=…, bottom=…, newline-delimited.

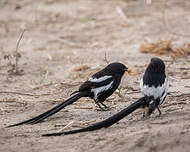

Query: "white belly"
left=140, top=78, right=168, bottom=104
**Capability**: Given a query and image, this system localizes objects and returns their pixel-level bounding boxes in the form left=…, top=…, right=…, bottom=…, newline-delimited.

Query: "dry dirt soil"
left=0, top=0, right=190, bottom=152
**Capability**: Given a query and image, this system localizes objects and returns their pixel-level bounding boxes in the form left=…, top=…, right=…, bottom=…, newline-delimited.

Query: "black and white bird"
left=42, top=57, right=168, bottom=136
left=140, top=57, right=168, bottom=116
left=7, top=62, right=128, bottom=128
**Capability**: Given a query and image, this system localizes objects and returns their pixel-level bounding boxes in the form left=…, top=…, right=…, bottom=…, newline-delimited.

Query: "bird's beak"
left=124, top=67, right=128, bottom=71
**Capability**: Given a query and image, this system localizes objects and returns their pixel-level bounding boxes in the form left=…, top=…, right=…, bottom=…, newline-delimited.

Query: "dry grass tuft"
left=73, top=65, right=91, bottom=72
left=140, top=40, right=190, bottom=58
left=70, top=65, right=102, bottom=80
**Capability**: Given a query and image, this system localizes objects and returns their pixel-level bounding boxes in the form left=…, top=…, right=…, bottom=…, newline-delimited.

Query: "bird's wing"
left=79, top=75, right=113, bottom=92
left=159, top=77, right=168, bottom=104
left=90, top=68, right=110, bottom=79
left=140, top=77, right=168, bottom=101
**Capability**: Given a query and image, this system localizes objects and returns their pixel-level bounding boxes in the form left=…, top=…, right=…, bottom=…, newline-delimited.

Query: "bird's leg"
left=94, top=100, right=106, bottom=111
left=142, top=107, right=149, bottom=118
left=142, top=96, right=152, bottom=118
left=100, top=102, right=111, bottom=111
left=115, top=87, right=124, bottom=98
left=156, top=106, right=162, bottom=116
left=94, top=100, right=109, bottom=111
left=146, top=100, right=156, bottom=116
left=140, top=100, right=149, bottom=119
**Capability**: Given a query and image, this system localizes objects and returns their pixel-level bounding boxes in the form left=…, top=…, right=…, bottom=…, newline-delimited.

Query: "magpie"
left=140, top=57, right=168, bottom=116
left=42, top=57, right=168, bottom=136
left=7, top=62, right=128, bottom=128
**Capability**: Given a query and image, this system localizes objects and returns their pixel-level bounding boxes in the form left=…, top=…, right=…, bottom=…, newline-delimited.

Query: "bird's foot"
left=141, top=108, right=152, bottom=120
left=141, top=114, right=149, bottom=121
left=95, top=102, right=111, bottom=111
left=96, top=106, right=111, bottom=111
left=156, top=107, right=162, bottom=116
left=155, top=113, right=162, bottom=118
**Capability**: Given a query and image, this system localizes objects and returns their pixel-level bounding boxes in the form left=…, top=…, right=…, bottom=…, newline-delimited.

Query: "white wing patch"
left=88, top=75, right=112, bottom=83
left=160, top=78, right=168, bottom=104
left=140, top=78, right=168, bottom=104
left=92, top=81, right=114, bottom=100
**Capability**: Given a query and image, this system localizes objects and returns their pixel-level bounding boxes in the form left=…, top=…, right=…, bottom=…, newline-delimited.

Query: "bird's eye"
left=123, top=67, right=128, bottom=71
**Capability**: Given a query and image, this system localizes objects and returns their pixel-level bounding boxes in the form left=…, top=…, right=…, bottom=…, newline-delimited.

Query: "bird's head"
left=146, top=57, right=165, bottom=74
left=106, top=62, right=128, bottom=75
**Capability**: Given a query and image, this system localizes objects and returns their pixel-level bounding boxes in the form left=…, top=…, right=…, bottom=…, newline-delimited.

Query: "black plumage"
left=42, top=97, right=146, bottom=136
left=7, top=62, right=128, bottom=128
left=140, top=57, right=168, bottom=116
left=42, top=57, right=168, bottom=136
left=142, top=57, right=166, bottom=87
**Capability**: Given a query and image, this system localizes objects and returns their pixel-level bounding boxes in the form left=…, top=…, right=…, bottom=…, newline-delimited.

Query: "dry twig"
left=56, top=120, right=96, bottom=132
left=74, top=107, right=93, bottom=110
left=57, top=121, right=74, bottom=132
left=116, top=7, right=128, bottom=23
left=174, top=93, right=190, bottom=98
left=15, top=29, right=25, bottom=73
left=104, top=52, right=109, bottom=65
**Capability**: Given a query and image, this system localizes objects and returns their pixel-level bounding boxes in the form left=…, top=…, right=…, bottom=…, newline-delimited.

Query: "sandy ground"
left=0, top=0, right=190, bottom=152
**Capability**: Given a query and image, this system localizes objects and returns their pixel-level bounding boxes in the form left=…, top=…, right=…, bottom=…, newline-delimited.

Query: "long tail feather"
left=42, top=97, right=146, bottom=136
left=7, top=92, right=88, bottom=128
